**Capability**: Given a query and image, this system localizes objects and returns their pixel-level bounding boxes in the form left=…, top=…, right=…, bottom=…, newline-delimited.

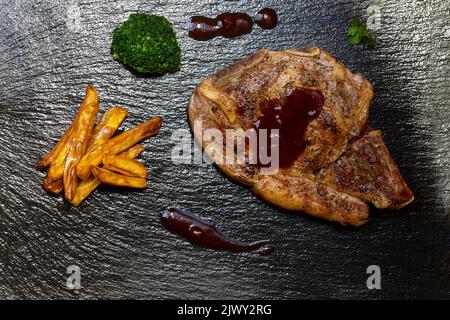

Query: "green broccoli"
left=111, top=13, right=181, bottom=74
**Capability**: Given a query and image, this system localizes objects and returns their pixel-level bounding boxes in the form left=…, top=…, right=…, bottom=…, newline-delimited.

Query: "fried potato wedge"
left=103, top=154, right=147, bottom=179
left=87, top=107, right=128, bottom=152
left=77, top=116, right=162, bottom=181
left=43, top=177, right=64, bottom=195
left=50, top=107, right=127, bottom=182
left=37, top=121, right=75, bottom=170
left=47, top=140, right=71, bottom=181
left=71, top=144, right=144, bottom=206
left=71, top=176, right=101, bottom=207
left=90, top=166, right=147, bottom=188
left=36, top=95, right=84, bottom=170
left=118, top=144, right=145, bottom=158
left=63, top=85, right=99, bottom=201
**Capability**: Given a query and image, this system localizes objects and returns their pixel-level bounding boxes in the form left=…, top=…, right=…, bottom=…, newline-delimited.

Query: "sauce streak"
left=188, top=9, right=278, bottom=40
left=254, top=8, right=278, bottom=29
left=161, top=208, right=273, bottom=255
left=254, top=88, right=324, bottom=169
left=188, top=13, right=253, bottom=41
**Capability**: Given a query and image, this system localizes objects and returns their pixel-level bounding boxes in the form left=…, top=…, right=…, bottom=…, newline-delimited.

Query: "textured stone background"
left=0, top=0, right=449, bottom=299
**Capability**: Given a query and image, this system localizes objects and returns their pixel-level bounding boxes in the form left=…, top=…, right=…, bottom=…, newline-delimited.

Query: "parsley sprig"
left=347, top=17, right=377, bottom=48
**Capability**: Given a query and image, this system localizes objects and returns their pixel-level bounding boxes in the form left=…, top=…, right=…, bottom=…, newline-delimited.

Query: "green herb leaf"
left=347, top=17, right=377, bottom=48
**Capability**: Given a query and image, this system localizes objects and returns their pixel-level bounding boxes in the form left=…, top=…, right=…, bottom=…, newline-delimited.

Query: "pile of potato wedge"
left=37, top=84, right=162, bottom=206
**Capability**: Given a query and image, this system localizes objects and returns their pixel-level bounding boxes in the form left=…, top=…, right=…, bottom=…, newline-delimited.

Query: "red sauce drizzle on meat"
left=254, top=88, right=324, bottom=169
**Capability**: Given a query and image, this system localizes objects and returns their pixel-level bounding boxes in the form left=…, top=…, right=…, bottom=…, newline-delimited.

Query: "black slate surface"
left=0, top=0, right=449, bottom=299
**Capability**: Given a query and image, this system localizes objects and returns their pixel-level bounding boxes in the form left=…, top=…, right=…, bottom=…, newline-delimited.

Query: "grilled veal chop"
left=188, top=47, right=414, bottom=226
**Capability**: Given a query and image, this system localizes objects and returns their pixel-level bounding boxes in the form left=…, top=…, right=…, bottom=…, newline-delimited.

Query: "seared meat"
left=188, top=47, right=414, bottom=226
left=318, top=130, right=414, bottom=210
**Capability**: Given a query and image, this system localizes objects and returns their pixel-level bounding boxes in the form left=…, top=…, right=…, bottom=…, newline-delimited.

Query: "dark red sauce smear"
left=254, top=88, right=325, bottom=169
left=188, top=13, right=253, bottom=41
left=188, top=9, right=278, bottom=40
left=254, top=8, right=278, bottom=29
left=161, top=208, right=273, bottom=256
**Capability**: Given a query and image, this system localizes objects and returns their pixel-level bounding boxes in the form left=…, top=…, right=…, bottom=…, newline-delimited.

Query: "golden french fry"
left=87, top=107, right=128, bottom=152
left=37, top=122, right=75, bottom=170
left=47, top=107, right=128, bottom=182
left=77, top=117, right=162, bottom=181
left=36, top=101, right=82, bottom=170
left=43, top=177, right=64, bottom=195
left=71, top=144, right=144, bottom=206
left=63, top=85, right=99, bottom=201
left=118, top=144, right=145, bottom=158
left=46, top=140, right=71, bottom=181
left=103, top=154, right=147, bottom=179
left=91, top=166, right=147, bottom=188
left=71, top=177, right=101, bottom=207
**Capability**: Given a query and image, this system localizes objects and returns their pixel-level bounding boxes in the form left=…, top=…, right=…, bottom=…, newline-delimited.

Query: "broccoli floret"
left=111, top=13, right=181, bottom=74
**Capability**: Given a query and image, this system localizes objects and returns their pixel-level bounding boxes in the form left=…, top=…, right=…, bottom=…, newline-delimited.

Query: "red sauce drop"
left=188, top=13, right=253, bottom=41
left=254, top=8, right=278, bottom=29
left=254, top=88, right=324, bottom=169
left=188, top=16, right=220, bottom=41
left=218, top=13, right=254, bottom=38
